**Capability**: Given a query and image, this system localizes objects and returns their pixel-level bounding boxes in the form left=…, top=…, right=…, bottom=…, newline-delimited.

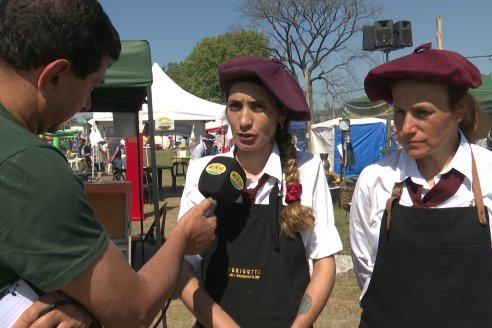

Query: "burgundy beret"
left=364, top=43, right=482, bottom=103
left=218, top=55, right=311, bottom=121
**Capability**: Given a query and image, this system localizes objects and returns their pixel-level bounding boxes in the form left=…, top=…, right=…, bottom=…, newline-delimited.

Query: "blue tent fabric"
left=333, top=122, right=395, bottom=177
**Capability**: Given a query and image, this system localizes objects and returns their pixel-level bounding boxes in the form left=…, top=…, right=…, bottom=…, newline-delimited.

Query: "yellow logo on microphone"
left=230, top=171, right=244, bottom=190
left=205, top=163, right=226, bottom=175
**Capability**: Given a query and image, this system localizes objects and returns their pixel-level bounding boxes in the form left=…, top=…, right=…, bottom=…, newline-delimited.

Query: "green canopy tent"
left=469, top=74, right=492, bottom=138
left=470, top=74, right=492, bottom=115
left=90, top=40, right=164, bottom=252
left=341, top=97, right=392, bottom=119
left=92, top=40, right=152, bottom=112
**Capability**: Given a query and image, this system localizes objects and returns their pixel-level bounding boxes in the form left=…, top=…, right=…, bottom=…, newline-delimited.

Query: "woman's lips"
left=237, top=134, right=255, bottom=144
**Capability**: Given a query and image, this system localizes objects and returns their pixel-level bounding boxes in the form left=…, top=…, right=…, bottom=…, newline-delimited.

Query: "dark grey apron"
left=198, top=185, right=310, bottom=327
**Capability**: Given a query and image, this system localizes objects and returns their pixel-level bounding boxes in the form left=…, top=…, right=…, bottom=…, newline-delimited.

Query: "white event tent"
left=93, top=63, right=225, bottom=138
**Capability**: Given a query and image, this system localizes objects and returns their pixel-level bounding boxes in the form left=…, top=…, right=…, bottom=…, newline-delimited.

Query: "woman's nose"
left=239, top=107, right=253, bottom=128
left=400, top=113, right=416, bottom=135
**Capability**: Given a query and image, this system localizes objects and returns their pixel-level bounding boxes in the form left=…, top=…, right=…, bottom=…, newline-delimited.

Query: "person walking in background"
left=350, top=44, right=492, bottom=327
left=108, top=137, right=124, bottom=179
left=190, top=133, right=218, bottom=160
left=214, top=131, right=223, bottom=153
left=93, top=139, right=109, bottom=181
left=176, top=55, right=342, bottom=327
left=0, top=1, right=217, bottom=327
left=188, top=137, right=198, bottom=152
left=119, top=138, right=126, bottom=155
left=78, top=136, right=92, bottom=172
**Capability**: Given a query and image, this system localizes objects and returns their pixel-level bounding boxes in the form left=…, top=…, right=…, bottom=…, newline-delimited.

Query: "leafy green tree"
left=166, top=30, right=270, bottom=103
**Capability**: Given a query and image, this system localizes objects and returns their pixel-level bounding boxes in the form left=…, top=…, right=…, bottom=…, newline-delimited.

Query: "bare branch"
left=239, top=0, right=382, bottom=96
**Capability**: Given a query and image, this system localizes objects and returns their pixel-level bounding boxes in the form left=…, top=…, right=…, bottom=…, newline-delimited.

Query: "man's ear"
left=37, top=59, right=71, bottom=99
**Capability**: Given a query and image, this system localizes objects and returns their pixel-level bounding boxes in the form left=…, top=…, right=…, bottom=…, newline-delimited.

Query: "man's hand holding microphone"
left=175, top=156, right=246, bottom=255
left=173, top=198, right=217, bottom=255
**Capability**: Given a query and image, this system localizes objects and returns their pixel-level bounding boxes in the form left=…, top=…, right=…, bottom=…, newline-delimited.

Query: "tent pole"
left=147, top=85, right=162, bottom=247
left=135, top=111, right=145, bottom=239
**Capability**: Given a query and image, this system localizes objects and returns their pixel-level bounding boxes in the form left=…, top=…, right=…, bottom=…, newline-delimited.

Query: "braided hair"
left=276, top=119, right=315, bottom=238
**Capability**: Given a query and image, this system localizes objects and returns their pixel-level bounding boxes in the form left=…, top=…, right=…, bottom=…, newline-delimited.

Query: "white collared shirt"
left=349, top=131, right=492, bottom=300
left=179, top=143, right=343, bottom=271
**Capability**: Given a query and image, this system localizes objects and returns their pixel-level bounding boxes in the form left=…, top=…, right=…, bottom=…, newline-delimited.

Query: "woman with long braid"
left=176, top=55, right=342, bottom=327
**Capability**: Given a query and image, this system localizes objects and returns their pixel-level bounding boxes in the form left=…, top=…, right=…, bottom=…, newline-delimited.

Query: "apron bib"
left=360, top=152, right=492, bottom=328
left=360, top=204, right=492, bottom=328
left=199, top=185, right=310, bottom=328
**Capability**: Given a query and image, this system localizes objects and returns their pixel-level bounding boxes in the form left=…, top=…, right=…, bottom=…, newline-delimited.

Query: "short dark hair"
left=0, top=0, right=121, bottom=78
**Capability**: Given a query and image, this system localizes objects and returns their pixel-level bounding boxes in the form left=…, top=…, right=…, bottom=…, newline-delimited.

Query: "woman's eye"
left=228, top=102, right=241, bottom=111
left=415, top=110, right=431, bottom=118
left=250, top=103, right=265, bottom=112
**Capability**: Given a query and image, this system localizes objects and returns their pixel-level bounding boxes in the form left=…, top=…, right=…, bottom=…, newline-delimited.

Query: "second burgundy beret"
left=364, top=43, right=482, bottom=103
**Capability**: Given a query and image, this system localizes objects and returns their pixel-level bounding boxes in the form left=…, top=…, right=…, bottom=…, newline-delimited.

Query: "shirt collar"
left=396, top=130, right=472, bottom=185
left=227, top=143, right=283, bottom=186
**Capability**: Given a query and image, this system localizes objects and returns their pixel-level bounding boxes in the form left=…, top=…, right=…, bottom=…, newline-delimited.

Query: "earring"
left=279, top=122, right=284, bottom=130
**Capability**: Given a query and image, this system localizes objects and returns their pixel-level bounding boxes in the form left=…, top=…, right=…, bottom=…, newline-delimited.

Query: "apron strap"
left=470, top=149, right=487, bottom=225
left=385, top=182, right=404, bottom=231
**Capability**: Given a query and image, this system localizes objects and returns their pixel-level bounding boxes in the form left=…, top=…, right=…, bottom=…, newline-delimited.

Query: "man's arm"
left=15, top=199, right=217, bottom=328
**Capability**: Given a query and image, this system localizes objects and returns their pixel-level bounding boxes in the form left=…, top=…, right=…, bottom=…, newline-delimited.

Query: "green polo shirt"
left=0, top=104, right=108, bottom=296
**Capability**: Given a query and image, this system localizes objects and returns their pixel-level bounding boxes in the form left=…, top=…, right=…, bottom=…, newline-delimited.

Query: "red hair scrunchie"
left=285, top=182, right=302, bottom=204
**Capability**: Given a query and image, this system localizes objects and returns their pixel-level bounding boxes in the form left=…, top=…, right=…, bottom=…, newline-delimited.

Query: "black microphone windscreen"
left=198, top=156, right=246, bottom=207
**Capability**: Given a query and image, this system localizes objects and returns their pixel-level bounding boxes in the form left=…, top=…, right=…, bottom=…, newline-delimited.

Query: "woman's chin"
left=404, top=148, right=428, bottom=159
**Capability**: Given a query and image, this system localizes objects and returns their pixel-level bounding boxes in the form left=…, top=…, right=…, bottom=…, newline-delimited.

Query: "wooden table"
left=171, top=156, right=190, bottom=190
left=155, top=165, right=174, bottom=190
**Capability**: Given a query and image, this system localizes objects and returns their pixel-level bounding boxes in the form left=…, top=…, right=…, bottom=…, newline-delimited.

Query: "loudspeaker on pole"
left=393, top=21, right=413, bottom=49
left=374, top=20, right=394, bottom=49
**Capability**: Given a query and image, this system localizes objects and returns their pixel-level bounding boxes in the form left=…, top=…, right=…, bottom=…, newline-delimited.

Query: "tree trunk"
left=304, top=68, right=313, bottom=152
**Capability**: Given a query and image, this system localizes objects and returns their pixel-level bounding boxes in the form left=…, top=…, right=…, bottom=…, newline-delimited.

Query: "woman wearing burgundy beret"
left=176, top=55, right=342, bottom=327
left=350, top=43, right=492, bottom=327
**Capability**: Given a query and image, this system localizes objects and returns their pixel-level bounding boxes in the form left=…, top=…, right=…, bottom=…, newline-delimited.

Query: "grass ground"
left=132, top=150, right=361, bottom=327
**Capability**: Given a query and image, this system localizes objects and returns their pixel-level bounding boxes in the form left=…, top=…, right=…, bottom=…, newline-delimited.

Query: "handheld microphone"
left=198, top=156, right=246, bottom=216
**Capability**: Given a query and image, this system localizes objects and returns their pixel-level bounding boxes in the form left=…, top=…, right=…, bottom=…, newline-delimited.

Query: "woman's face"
left=226, top=81, right=286, bottom=156
left=392, top=79, right=463, bottom=162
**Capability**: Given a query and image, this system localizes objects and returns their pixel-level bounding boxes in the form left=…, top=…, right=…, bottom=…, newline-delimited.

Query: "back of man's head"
left=0, top=0, right=121, bottom=78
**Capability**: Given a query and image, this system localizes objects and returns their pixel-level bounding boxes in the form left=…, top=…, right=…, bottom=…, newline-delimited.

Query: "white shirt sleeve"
left=349, top=168, right=380, bottom=292
left=297, top=152, right=343, bottom=261
left=178, top=156, right=214, bottom=269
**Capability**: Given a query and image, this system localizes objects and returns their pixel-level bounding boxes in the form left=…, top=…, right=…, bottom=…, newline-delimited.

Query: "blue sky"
left=99, top=0, right=492, bottom=102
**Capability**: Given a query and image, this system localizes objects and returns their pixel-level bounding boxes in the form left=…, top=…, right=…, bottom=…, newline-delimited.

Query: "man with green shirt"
left=0, top=1, right=217, bottom=327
